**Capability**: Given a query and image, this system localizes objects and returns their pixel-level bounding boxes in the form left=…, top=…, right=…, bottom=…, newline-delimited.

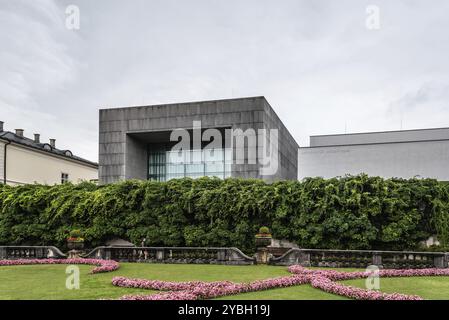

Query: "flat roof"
left=99, top=96, right=266, bottom=111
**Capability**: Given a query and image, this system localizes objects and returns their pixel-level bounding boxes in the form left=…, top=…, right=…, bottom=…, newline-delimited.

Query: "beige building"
left=0, top=121, right=98, bottom=185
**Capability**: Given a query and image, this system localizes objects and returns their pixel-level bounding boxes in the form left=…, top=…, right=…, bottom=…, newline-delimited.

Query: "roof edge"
left=99, top=96, right=266, bottom=111
left=310, top=126, right=449, bottom=138
left=0, top=132, right=98, bottom=169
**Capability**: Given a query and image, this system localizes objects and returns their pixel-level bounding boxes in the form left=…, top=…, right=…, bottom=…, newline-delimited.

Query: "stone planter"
left=255, top=236, right=272, bottom=248
left=67, top=240, right=84, bottom=250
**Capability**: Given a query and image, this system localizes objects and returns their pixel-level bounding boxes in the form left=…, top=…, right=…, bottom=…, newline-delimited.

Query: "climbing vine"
left=0, top=175, right=448, bottom=252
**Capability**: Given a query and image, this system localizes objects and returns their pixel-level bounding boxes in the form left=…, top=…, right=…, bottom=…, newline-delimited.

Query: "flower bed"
left=287, top=265, right=448, bottom=300
left=112, top=265, right=449, bottom=300
left=113, top=276, right=307, bottom=300
left=0, top=258, right=119, bottom=274
left=113, top=274, right=309, bottom=300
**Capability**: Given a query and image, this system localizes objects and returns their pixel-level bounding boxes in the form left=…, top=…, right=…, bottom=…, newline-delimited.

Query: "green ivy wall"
left=0, top=175, right=448, bottom=252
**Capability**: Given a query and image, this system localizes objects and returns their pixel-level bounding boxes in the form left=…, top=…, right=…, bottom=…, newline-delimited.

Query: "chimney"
left=0, top=121, right=3, bottom=132
left=15, top=129, right=24, bottom=137
left=49, top=139, right=56, bottom=148
left=34, top=134, right=40, bottom=143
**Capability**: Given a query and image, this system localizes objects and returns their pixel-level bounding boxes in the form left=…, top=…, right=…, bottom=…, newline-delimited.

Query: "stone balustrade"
left=0, top=246, right=66, bottom=259
left=83, top=246, right=256, bottom=265
left=2, top=245, right=448, bottom=269
left=269, top=248, right=449, bottom=269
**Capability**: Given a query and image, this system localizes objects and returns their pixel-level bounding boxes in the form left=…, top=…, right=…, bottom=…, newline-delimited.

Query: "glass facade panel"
left=148, top=151, right=167, bottom=182
left=148, top=146, right=232, bottom=181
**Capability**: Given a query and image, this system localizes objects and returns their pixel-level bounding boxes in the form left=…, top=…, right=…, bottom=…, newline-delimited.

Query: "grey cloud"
left=1, top=0, right=449, bottom=161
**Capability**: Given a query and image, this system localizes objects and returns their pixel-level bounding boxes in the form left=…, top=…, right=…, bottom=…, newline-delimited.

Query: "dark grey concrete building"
left=99, top=97, right=299, bottom=184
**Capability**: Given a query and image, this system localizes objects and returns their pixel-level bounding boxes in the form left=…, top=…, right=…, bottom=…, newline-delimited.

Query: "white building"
left=0, top=121, right=98, bottom=185
left=299, top=127, right=449, bottom=181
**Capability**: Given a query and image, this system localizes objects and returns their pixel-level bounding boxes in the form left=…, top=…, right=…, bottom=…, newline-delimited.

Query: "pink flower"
left=0, top=258, right=119, bottom=274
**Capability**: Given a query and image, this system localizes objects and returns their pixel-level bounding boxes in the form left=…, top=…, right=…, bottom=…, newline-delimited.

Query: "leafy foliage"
left=0, top=175, right=448, bottom=252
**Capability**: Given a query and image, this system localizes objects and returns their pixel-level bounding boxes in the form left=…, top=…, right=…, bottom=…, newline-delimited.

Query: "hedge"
left=0, top=175, right=448, bottom=252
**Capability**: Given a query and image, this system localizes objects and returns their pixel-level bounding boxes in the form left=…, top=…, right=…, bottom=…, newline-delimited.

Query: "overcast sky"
left=1, top=0, right=449, bottom=162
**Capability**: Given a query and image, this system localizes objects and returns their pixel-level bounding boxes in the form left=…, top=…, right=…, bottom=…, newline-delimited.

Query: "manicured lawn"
left=343, top=277, right=449, bottom=300
left=0, top=263, right=341, bottom=300
left=0, top=263, right=448, bottom=300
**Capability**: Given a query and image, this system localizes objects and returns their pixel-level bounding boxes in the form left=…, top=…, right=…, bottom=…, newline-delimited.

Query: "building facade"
left=0, top=122, right=98, bottom=185
left=299, top=127, right=449, bottom=181
left=99, top=97, right=299, bottom=184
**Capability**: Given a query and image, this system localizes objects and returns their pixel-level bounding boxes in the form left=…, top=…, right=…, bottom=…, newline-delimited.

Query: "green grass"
left=0, top=263, right=448, bottom=300
left=215, top=285, right=347, bottom=300
left=343, top=277, right=449, bottom=300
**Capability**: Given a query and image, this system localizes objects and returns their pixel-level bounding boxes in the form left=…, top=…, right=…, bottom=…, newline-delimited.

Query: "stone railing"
left=83, top=246, right=256, bottom=265
left=3, top=245, right=444, bottom=269
left=269, top=248, right=449, bottom=269
left=0, top=246, right=66, bottom=259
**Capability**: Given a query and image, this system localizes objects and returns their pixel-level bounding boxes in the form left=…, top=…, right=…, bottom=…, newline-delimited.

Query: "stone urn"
left=67, top=240, right=84, bottom=250
left=255, top=236, right=272, bottom=248
left=255, top=226, right=272, bottom=248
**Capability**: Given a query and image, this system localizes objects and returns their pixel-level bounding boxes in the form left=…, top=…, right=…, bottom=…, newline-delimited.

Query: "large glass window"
left=148, top=146, right=231, bottom=181
left=148, top=150, right=167, bottom=181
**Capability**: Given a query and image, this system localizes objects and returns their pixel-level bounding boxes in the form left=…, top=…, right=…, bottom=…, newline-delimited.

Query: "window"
left=148, top=146, right=232, bottom=182
left=61, top=173, right=69, bottom=184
